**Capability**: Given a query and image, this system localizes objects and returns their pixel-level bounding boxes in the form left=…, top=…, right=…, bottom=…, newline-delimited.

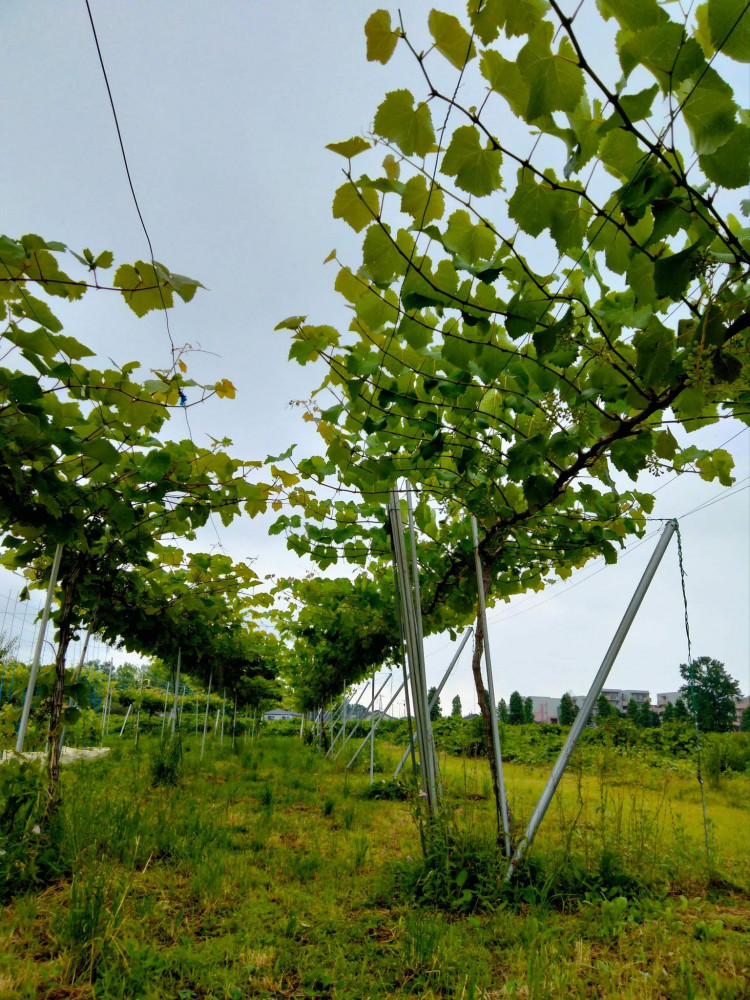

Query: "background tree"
left=508, top=691, right=524, bottom=726
left=662, top=701, right=675, bottom=724
left=451, top=694, right=462, bottom=718
left=558, top=693, right=578, bottom=726
left=427, top=686, right=441, bottom=721
left=638, top=700, right=659, bottom=729
left=523, top=697, right=534, bottom=725
left=740, top=708, right=750, bottom=733
left=497, top=698, right=509, bottom=723
left=596, top=694, right=616, bottom=722
left=626, top=698, right=640, bottom=724
left=679, top=657, right=741, bottom=732
left=673, top=697, right=691, bottom=722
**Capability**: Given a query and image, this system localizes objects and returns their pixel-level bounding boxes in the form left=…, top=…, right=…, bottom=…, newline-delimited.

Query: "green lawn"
left=1, top=732, right=748, bottom=999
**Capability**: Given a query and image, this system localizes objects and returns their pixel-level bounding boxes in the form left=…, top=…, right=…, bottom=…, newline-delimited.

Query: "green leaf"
left=596, top=0, right=665, bottom=31
left=506, top=433, right=547, bottom=480
left=707, top=0, right=750, bottom=62
left=365, top=9, right=400, bottom=64
left=400, top=176, right=445, bottom=224
left=508, top=169, right=584, bottom=252
left=362, top=224, right=406, bottom=285
left=610, top=432, right=653, bottom=478
left=326, top=136, right=371, bottom=158
left=18, top=293, right=62, bottom=332
left=533, top=308, right=573, bottom=358
left=653, top=241, right=702, bottom=300
left=711, top=349, right=742, bottom=383
left=441, top=126, right=502, bottom=197
left=373, top=90, right=436, bottom=158
left=618, top=23, right=705, bottom=91
left=114, top=261, right=173, bottom=317
left=94, top=250, right=114, bottom=269
left=139, top=449, right=172, bottom=481
left=697, top=448, right=734, bottom=485
left=524, top=474, right=555, bottom=506
left=699, top=125, right=750, bottom=188
left=81, top=438, right=121, bottom=466
left=428, top=9, right=476, bottom=69
left=332, top=182, right=380, bottom=233
left=275, top=315, right=307, bottom=331
left=480, top=50, right=529, bottom=117
left=518, top=23, right=584, bottom=120
left=8, top=374, right=43, bottom=404
left=633, top=322, right=675, bottom=386
left=443, top=210, right=496, bottom=265
left=674, top=386, right=706, bottom=419
left=677, top=67, right=738, bottom=155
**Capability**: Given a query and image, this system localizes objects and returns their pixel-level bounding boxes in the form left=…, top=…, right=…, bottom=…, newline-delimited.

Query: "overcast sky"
left=2, top=2, right=748, bottom=709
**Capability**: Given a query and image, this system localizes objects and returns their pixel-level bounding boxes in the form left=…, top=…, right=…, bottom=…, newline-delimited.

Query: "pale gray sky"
left=2, top=2, right=748, bottom=706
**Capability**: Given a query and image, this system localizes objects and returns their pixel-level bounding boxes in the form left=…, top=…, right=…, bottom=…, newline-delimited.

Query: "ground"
left=0, top=731, right=748, bottom=999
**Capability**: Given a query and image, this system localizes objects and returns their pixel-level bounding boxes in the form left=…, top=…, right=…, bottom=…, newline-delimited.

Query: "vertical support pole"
left=394, top=628, right=473, bottom=777
left=405, top=487, right=440, bottom=801
left=471, top=515, right=511, bottom=858
left=506, top=521, right=677, bottom=880
left=220, top=691, right=226, bottom=746
left=215, top=708, right=221, bottom=736
left=15, top=543, right=63, bottom=753
left=391, top=489, right=439, bottom=811
left=232, top=693, right=238, bottom=748
left=347, top=669, right=409, bottom=770
left=135, top=671, right=144, bottom=746
left=200, top=669, right=213, bottom=760
left=119, top=702, right=132, bottom=736
left=329, top=680, right=369, bottom=758
left=369, top=672, right=375, bottom=785
left=102, top=663, right=114, bottom=738
left=171, top=648, right=181, bottom=736
left=390, top=493, right=431, bottom=796
left=333, top=675, right=391, bottom=760
left=342, top=684, right=347, bottom=744
left=160, top=681, right=170, bottom=739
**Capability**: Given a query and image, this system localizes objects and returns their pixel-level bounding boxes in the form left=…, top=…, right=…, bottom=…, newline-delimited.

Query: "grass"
left=0, top=731, right=747, bottom=998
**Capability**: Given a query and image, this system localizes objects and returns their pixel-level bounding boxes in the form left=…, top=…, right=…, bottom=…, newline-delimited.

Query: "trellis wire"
left=674, top=521, right=712, bottom=877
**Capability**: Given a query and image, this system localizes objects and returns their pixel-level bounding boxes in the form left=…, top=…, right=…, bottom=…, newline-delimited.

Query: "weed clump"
left=150, top=737, right=182, bottom=787
left=0, top=758, right=70, bottom=900
left=361, top=778, right=410, bottom=801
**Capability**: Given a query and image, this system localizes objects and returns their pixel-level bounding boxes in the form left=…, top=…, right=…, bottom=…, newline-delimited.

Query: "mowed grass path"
left=1, top=732, right=748, bottom=999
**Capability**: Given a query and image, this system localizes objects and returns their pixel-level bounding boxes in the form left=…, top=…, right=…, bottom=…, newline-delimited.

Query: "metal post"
left=333, top=674, right=391, bottom=760
left=200, top=669, right=213, bottom=759
left=119, top=702, right=132, bottom=736
left=135, top=671, right=144, bottom=746
left=160, top=681, right=170, bottom=739
left=390, top=490, right=439, bottom=811
left=328, top=681, right=369, bottom=757
left=171, top=649, right=181, bottom=736
left=406, top=487, right=440, bottom=802
left=232, top=693, right=238, bottom=748
left=102, top=663, right=114, bottom=738
left=472, top=515, right=511, bottom=858
left=342, top=684, right=347, bottom=745
left=15, top=543, right=63, bottom=753
left=369, top=673, right=375, bottom=785
left=506, top=521, right=677, bottom=880
left=220, top=691, right=226, bottom=746
left=394, top=628, right=473, bottom=777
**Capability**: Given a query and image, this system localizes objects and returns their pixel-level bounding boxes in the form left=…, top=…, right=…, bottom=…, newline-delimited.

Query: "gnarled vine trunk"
left=46, top=560, right=83, bottom=811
